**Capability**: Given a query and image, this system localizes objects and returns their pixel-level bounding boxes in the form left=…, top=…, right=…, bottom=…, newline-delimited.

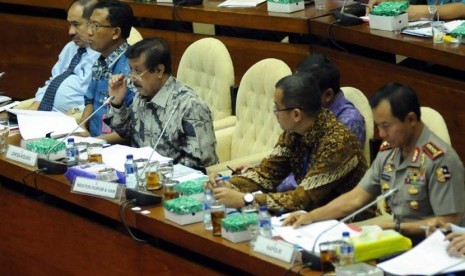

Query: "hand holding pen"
left=206, top=174, right=231, bottom=190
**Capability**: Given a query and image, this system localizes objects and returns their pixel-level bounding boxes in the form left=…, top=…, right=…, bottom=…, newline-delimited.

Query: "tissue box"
left=175, top=176, right=206, bottom=201
left=65, top=163, right=125, bottom=184
left=353, top=227, right=412, bottom=262
left=221, top=213, right=258, bottom=243
left=267, top=0, right=304, bottom=13
left=369, top=12, right=408, bottom=31
left=163, top=197, right=203, bottom=225
left=23, top=138, right=66, bottom=161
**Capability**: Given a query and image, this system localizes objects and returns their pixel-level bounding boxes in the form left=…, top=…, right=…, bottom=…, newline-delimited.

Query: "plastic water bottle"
left=124, top=154, right=138, bottom=189
left=203, top=188, right=214, bottom=230
left=339, top=231, right=355, bottom=266
left=66, top=138, right=77, bottom=167
left=258, top=205, right=272, bottom=238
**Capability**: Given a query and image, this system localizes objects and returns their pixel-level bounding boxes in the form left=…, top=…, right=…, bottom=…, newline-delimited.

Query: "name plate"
left=253, top=235, right=296, bottom=263
left=72, top=176, right=122, bottom=200
left=6, top=145, right=38, bottom=166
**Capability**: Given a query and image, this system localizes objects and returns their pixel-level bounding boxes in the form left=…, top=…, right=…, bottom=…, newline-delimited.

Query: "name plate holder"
left=71, top=176, right=123, bottom=201
left=6, top=145, right=38, bottom=166
left=253, top=235, right=297, bottom=263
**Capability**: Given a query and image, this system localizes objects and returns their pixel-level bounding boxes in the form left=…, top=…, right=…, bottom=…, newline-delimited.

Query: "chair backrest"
left=177, top=37, right=235, bottom=121
left=127, top=27, right=143, bottom=46
left=230, top=58, right=291, bottom=160
left=421, top=106, right=451, bottom=145
left=341, top=87, right=374, bottom=163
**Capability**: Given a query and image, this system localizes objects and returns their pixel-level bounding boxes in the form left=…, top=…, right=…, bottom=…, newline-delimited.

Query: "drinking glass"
left=0, top=119, right=9, bottom=154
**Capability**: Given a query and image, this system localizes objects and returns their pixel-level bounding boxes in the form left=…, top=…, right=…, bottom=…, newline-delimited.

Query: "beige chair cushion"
left=208, top=58, right=291, bottom=173
left=177, top=37, right=235, bottom=128
left=341, top=87, right=374, bottom=163
left=127, top=27, right=143, bottom=46
left=421, top=106, right=451, bottom=145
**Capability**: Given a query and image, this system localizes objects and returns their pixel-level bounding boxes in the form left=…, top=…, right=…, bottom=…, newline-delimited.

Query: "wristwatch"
left=243, top=193, right=254, bottom=206
left=394, top=220, right=401, bottom=234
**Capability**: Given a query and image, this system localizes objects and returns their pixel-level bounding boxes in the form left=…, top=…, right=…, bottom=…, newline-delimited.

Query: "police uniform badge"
left=423, top=142, right=444, bottom=160
left=379, top=141, right=392, bottom=151
left=384, top=163, right=393, bottom=173
left=408, top=186, right=419, bottom=195
left=405, top=166, right=421, bottom=185
left=410, top=201, right=419, bottom=210
left=436, top=166, right=451, bottom=183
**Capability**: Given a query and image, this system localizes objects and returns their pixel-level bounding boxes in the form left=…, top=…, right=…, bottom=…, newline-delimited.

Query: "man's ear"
left=156, top=64, right=165, bottom=77
left=405, top=111, right=418, bottom=126
left=291, top=108, right=302, bottom=122
left=112, top=27, right=122, bottom=40
left=321, top=88, right=335, bottom=106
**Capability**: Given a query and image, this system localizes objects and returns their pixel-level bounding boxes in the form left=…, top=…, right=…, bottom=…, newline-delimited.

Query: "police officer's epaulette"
left=379, top=141, right=392, bottom=151
left=423, top=142, right=444, bottom=160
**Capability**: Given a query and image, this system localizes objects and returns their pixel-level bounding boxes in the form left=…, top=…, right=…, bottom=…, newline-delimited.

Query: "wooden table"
left=0, top=134, right=317, bottom=275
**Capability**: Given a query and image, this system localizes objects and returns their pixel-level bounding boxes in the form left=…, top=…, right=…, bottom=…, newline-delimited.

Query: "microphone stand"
left=302, top=188, right=399, bottom=269
left=37, top=96, right=115, bottom=174
left=333, top=0, right=364, bottom=26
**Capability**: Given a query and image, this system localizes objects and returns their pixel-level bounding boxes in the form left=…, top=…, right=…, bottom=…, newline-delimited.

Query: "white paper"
left=102, top=145, right=172, bottom=172
left=172, top=164, right=204, bottom=180
left=8, top=109, right=84, bottom=140
left=274, top=220, right=359, bottom=253
left=218, top=0, right=266, bottom=7
left=402, top=20, right=465, bottom=37
left=377, top=230, right=465, bottom=275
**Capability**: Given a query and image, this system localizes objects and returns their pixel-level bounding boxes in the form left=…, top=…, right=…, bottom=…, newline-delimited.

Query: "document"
left=402, top=20, right=465, bottom=37
left=102, top=145, right=172, bottom=172
left=377, top=230, right=465, bottom=275
left=218, top=0, right=266, bottom=8
left=274, top=220, right=359, bottom=252
left=8, top=109, right=85, bottom=140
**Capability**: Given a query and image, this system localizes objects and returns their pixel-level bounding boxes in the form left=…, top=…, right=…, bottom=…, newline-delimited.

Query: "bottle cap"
left=342, top=231, right=350, bottom=237
left=126, top=154, right=134, bottom=159
left=67, top=138, right=75, bottom=143
left=259, top=205, right=267, bottom=211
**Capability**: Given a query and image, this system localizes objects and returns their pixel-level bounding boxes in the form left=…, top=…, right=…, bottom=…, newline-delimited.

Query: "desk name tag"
left=72, top=176, right=121, bottom=200
left=253, top=235, right=296, bottom=263
left=6, top=145, right=38, bottom=166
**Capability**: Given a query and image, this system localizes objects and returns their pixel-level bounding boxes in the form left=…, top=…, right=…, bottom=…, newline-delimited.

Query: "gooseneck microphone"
left=125, top=102, right=180, bottom=206
left=37, top=96, right=115, bottom=174
left=302, top=188, right=399, bottom=269
left=333, top=0, right=364, bottom=26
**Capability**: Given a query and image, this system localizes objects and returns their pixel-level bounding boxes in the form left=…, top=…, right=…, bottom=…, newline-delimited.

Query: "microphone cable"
left=328, top=20, right=349, bottom=53
left=119, top=198, right=147, bottom=243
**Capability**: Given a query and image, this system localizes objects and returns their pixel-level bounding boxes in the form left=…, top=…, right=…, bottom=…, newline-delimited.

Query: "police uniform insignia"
left=384, top=163, right=393, bottom=172
left=381, top=182, right=390, bottom=190
left=408, top=186, right=419, bottom=195
left=379, top=141, right=392, bottom=151
left=410, top=201, right=419, bottom=210
left=436, top=166, right=451, bottom=183
left=411, top=147, right=420, bottom=163
left=405, top=167, right=421, bottom=185
left=423, top=142, right=444, bottom=160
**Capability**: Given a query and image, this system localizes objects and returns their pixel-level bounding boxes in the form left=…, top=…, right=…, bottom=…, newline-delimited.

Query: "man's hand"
left=425, top=220, right=452, bottom=236
left=282, top=211, right=312, bottom=228
left=212, top=187, right=244, bottom=208
left=108, top=74, right=128, bottom=106
left=234, top=164, right=255, bottom=174
left=446, top=232, right=465, bottom=257
left=206, top=173, right=232, bottom=189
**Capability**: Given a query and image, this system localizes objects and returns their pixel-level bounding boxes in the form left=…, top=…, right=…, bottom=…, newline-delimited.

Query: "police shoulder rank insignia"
left=423, top=142, right=444, bottom=160
left=379, top=141, right=392, bottom=151
left=436, top=166, right=451, bottom=183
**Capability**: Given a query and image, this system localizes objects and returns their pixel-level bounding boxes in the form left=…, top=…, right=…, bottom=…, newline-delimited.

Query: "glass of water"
left=0, top=119, right=9, bottom=154
left=158, top=160, right=174, bottom=184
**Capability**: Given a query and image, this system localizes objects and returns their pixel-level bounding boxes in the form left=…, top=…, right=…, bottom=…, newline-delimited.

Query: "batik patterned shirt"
left=108, top=76, right=218, bottom=170
left=229, top=108, right=368, bottom=213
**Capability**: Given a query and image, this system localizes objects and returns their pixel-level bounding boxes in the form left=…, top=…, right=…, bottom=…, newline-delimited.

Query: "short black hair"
left=93, top=0, right=134, bottom=39
left=276, top=73, right=322, bottom=118
left=69, top=0, right=98, bottom=19
left=295, top=54, right=331, bottom=73
left=296, top=54, right=340, bottom=95
left=370, top=82, right=421, bottom=121
left=125, top=38, right=172, bottom=74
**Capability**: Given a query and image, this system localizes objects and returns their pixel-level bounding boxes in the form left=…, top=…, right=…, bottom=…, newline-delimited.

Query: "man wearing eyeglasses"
left=80, top=0, right=135, bottom=143
left=26, top=0, right=100, bottom=113
left=107, top=38, right=218, bottom=171
left=207, top=73, right=367, bottom=216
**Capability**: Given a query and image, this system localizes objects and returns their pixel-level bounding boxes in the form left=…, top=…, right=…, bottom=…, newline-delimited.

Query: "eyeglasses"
left=86, top=21, right=114, bottom=32
left=130, top=69, right=150, bottom=82
left=273, top=105, right=300, bottom=114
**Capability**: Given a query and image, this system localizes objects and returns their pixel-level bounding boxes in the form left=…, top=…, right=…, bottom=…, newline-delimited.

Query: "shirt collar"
left=148, top=76, right=175, bottom=108
left=303, top=108, right=332, bottom=145
left=103, top=42, right=129, bottom=68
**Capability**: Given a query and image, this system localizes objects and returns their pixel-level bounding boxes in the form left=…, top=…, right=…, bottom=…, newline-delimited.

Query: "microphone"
left=302, top=188, right=399, bottom=269
left=125, top=102, right=180, bottom=206
left=37, top=96, right=115, bottom=174
left=333, top=0, right=364, bottom=26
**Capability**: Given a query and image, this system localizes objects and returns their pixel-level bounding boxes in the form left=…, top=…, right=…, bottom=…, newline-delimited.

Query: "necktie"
left=38, top=47, right=86, bottom=111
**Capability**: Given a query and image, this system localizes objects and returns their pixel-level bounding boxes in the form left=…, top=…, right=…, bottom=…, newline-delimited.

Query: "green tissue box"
left=221, top=213, right=258, bottom=243
left=163, top=197, right=203, bottom=225
left=175, top=176, right=206, bottom=201
left=25, top=138, right=66, bottom=161
left=267, top=0, right=304, bottom=13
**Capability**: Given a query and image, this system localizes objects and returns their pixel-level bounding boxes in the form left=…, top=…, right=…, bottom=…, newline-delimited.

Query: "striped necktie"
left=38, top=47, right=86, bottom=111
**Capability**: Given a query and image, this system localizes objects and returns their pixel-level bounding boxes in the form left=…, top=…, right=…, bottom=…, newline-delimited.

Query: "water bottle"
left=339, top=231, right=355, bottom=266
left=66, top=138, right=77, bottom=167
left=124, top=154, right=138, bottom=189
left=203, top=188, right=214, bottom=230
left=258, top=205, right=272, bottom=238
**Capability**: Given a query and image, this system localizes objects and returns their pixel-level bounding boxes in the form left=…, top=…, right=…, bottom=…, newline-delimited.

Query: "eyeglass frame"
left=273, top=105, right=301, bottom=114
left=86, top=21, right=115, bottom=32
left=130, top=68, right=150, bottom=82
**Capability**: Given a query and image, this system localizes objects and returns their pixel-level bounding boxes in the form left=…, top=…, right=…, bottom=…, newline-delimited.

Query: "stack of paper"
left=102, top=145, right=172, bottom=172
left=402, top=20, right=465, bottom=37
left=218, top=0, right=266, bottom=8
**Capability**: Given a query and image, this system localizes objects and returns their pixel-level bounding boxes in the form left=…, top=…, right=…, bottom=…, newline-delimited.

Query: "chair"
left=207, top=58, right=291, bottom=174
left=177, top=37, right=235, bottom=130
left=421, top=106, right=451, bottom=145
left=341, top=87, right=374, bottom=164
left=127, top=27, right=143, bottom=45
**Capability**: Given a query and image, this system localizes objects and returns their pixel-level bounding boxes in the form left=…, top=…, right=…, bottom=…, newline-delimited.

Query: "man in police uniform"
left=284, top=82, right=465, bottom=238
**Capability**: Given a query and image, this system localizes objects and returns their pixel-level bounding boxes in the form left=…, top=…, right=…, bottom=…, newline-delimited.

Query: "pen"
left=227, top=165, right=240, bottom=175
left=215, top=175, right=231, bottom=182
